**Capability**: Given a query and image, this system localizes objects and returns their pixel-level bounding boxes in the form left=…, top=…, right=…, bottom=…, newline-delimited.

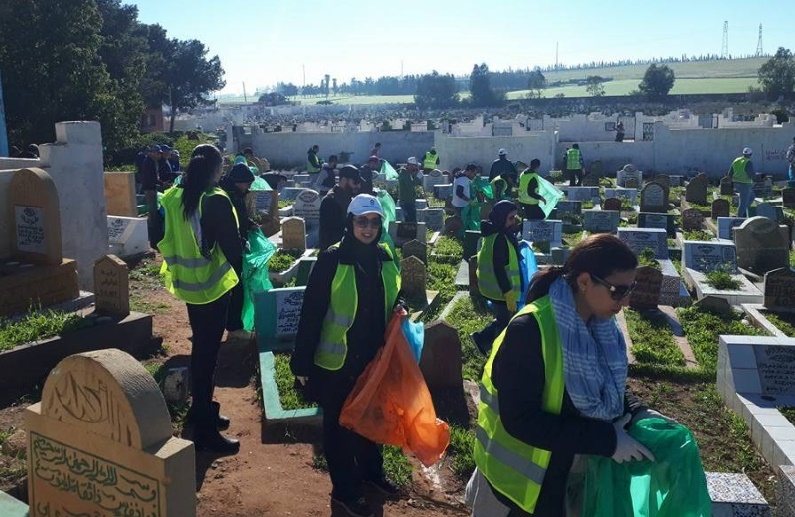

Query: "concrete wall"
left=0, top=122, right=107, bottom=290
left=558, top=141, right=655, bottom=173
left=251, top=130, right=435, bottom=169
left=435, top=132, right=558, bottom=172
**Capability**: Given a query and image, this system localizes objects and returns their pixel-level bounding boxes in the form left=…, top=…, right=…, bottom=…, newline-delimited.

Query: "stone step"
left=707, top=472, right=771, bottom=516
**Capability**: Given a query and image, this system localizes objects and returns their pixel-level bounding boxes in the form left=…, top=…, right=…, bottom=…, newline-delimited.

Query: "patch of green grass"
left=129, top=260, right=161, bottom=281
left=637, top=248, right=661, bottom=270
left=0, top=310, right=90, bottom=352
left=268, top=249, right=302, bottom=273
left=382, top=445, right=413, bottom=489
left=445, top=297, right=492, bottom=382
left=277, top=200, right=292, bottom=209
left=273, top=352, right=316, bottom=410
left=780, top=406, right=795, bottom=425
left=682, top=229, right=713, bottom=241
left=130, top=295, right=170, bottom=314
left=448, top=425, right=476, bottom=481
left=677, top=306, right=764, bottom=373
left=763, top=312, right=795, bottom=338
left=563, top=231, right=583, bottom=247
left=624, top=309, right=685, bottom=367
left=435, top=236, right=463, bottom=258
left=705, top=269, right=741, bottom=290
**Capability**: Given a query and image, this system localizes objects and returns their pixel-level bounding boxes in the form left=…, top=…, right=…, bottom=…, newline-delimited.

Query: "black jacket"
left=318, top=186, right=352, bottom=251
left=219, top=177, right=255, bottom=243
left=487, top=311, right=645, bottom=516
left=198, top=190, right=244, bottom=273
left=290, top=235, right=400, bottom=406
left=480, top=219, right=519, bottom=297
left=489, top=157, right=517, bottom=181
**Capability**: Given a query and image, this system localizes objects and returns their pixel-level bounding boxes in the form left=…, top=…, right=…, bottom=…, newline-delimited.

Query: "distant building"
left=141, top=106, right=166, bottom=133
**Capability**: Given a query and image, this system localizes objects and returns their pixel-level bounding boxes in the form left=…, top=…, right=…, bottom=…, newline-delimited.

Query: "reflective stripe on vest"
left=158, top=187, right=240, bottom=304
left=476, top=234, right=521, bottom=301
left=423, top=151, right=437, bottom=170
left=518, top=171, right=539, bottom=205
left=731, top=156, right=752, bottom=184
left=473, top=296, right=565, bottom=514
left=314, top=242, right=401, bottom=370
left=566, top=148, right=581, bottom=170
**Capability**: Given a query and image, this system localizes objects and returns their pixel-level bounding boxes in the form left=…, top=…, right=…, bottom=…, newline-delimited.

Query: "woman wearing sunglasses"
left=291, top=194, right=403, bottom=517
left=467, top=233, right=669, bottom=517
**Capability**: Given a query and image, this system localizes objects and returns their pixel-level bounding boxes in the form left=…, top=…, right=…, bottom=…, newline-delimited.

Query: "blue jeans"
left=735, top=182, right=754, bottom=217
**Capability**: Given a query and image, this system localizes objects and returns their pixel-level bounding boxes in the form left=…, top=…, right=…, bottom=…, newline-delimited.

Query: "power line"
left=721, top=20, right=728, bottom=58
left=756, top=23, right=764, bottom=56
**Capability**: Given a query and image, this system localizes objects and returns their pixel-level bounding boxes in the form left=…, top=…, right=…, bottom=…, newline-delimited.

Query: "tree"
left=323, top=74, right=330, bottom=97
left=638, top=63, right=675, bottom=100
left=585, top=76, right=606, bottom=97
left=414, top=71, right=459, bottom=109
left=162, top=39, right=224, bottom=131
left=469, top=63, right=503, bottom=107
left=757, top=47, right=795, bottom=100
left=332, top=78, right=338, bottom=95
left=526, top=69, right=546, bottom=99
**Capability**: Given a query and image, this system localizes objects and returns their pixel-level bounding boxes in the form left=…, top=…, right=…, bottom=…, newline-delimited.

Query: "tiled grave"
left=604, top=187, right=638, bottom=205
left=583, top=210, right=619, bottom=233
left=682, top=241, right=762, bottom=304
left=522, top=220, right=563, bottom=248
left=617, top=227, right=668, bottom=259
left=718, top=217, right=748, bottom=241
left=707, top=472, right=771, bottom=516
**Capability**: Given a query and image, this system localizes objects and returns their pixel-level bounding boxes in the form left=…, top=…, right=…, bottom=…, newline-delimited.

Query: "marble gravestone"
left=734, top=217, right=790, bottom=275
left=720, top=176, right=734, bottom=196
left=281, top=217, right=307, bottom=251
left=255, top=287, right=306, bottom=350
left=403, top=239, right=428, bottom=264
left=604, top=188, right=638, bottom=205
left=566, top=187, right=599, bottom=202
left=684, top=241, right=737, bottom=273
left=554, top=200, right=582, bottom=216
left=103, top=171, right=138, bottom=217
left=686, top=175, right=708, bottom=205
left=421, top=208, right=445, bottom=231
left=717, top=217, right=747, bottom=240
left=654, top=174, right=670, bottom=190
left=390, top=221, right=428, bottom=247
left=681, top=208, right=705, bottom=231
left=617, top=228, right=669, bottom=259
left=401, top=256, right=427, bottom=304
left=629, top=266, right=663, bottom=310
left=420, top=321, right=463, bottom=389
left=93, top=254, right=130, bottom=317
left=711, top=199, right=730, bottom=220
left=755, top=202, right=778, bottom=221
left=637, top=212, right=675, bottom=236
left=640, top=182, right=667, bottom=213
left=26, top=349, right=196, bottom=516
left=783, top=188, right=795, bottom=209
left=583, top=210, right=619, bottom=234
left=292, top=189, right=321, bottom=230
left=764, top=267, right=795, bottom=314
left=9, top=167, right=63, bottom=265
left=522, top=220, right=563, bottom=248
left=107, top=216, right=149, bottom=258
left=603, top=198, right=622, bottom=212
left=616, top=166, right=641, bottom=188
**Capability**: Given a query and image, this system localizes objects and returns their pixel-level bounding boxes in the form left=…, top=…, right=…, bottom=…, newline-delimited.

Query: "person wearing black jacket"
left=219, top=163, right=257, bottom=339
left=489, top=148, right=517, bottom=181
left=318, top=165, right=362, bottom=251
left=291, top=194, right=402, bottom=517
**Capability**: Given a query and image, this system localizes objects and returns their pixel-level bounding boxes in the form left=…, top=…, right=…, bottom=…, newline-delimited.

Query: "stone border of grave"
left=0, top=311, right=157, bottom=392
left=258, top=351, right=321, bottom=425
left=742, top=304, right=791, bottom=338
left=268, top=249, right=316, bottom=285
left=277, top=204, right=293, bottom=218
left=682, top=267, right=763, bottom=305
left=0, top=490, right=28, bottom=516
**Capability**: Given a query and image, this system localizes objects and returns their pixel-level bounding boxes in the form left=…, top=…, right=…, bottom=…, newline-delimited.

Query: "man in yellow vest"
left=727, top=146, right=755, bottom=217
left=518, top=159, right=547, bottom=220
left=423, top=146, right=440, bottom=173
left=490, top=171, right=516, bottom=201
left=565, top=143, right=584, bottom=187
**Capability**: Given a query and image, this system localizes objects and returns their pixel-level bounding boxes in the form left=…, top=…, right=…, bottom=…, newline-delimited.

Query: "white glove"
left=612, top=413, right=655, bottom=463
left=295, top=376, right=308, bottom=386
left=631, top=408, right=678, bottom=427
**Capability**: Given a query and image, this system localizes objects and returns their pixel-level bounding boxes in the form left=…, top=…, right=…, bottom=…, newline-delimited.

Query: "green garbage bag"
left=537, top=175, right=564, bottom=217
left=375, top=189, right=398, bottom=261
left=582, top=418, right=711, bottom=517
left=381, top=160, right=399, bottom=181
left=471, top=176, right=494, bottom=201
left=250, top=176, right=272, bottom=191
left=242, top=228, right=276, bottom=331
left=462, top=203, right=482, bottom=233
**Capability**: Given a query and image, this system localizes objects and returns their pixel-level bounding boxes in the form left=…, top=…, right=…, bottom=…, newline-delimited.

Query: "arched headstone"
left=9, top=167, right=62, bottom=265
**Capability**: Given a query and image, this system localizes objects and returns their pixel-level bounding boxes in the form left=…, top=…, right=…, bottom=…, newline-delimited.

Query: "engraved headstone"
left=629, top=266, right=663, bottom=310
left=755, top=202, right=778, bottom=221
left=625, top=178, right=639, bottom=189
left=711, top=199, right=730, bottom=220
left=391, top=221, right=427, bottom=247
left=9, top=168, right=62, bottom=265
left=734, top=216, right=790, bottom=274
left=522, top=220, right=563, bottom=247
left=583, top=210, right=619, bottom=233
left=604, top=188, right=637, bottom=205
left=292, top=189, right=321, bottom=229
left=104, top=171, right=138, bottom=217
left=420, top=321, right=463, bottom=389
left=423, top=208, right=445, bottom=231
left=717, top=217, right=747, bottom=240
left=401, top=256, right=427, bottom=304
left=617, top=228, right=669, bottom=259
left=603, top=198, right=622, bottom=212
left=655, top=174, right=670, bottom=191
left=403, top=239, right=428, bottom=264
left=255, top=287, right=306, bottom=350
left=720, top=177, right=734, bottom=196
left=682, top=208, right=705, bottom=231
left=754, top=345, right=795, bottom=396
left=26, top=349, right=196, bottom=516
left=783, top=188, right=795, bottom=209
left=617, top=166, right=641, bottom=188
left=637, top=212, right=675, bottom=236
left=93, top=255, right=130, bottom=317
left=640, top=181, right=667, bottom=213
left=764, top=267, right=795, bottom=313
left=281, top=217, right=307, bottom=251
left=686, top=175, right=708, bottom=205
left=684, top=241, right=737, bottom=273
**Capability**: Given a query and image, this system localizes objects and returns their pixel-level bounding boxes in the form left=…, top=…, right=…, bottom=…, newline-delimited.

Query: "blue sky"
left=129, top=0, right=791, bottom=94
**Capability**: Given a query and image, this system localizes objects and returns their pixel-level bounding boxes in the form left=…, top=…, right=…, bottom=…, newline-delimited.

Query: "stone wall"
left=435, top=132, right=557, bottom=171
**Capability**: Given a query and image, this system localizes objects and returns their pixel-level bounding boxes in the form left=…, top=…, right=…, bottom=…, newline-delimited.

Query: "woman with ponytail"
left=158, top=144, right=243, bottom=454
left=467, top=233, right=671, bottom=516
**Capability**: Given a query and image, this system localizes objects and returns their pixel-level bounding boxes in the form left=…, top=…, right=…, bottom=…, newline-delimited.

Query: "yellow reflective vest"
left=566, top=148, right=582, bottom=170
left=518, top=171, right=539, bottom=206
left=731, top=156, right=752, bottom=184
left=314, top=242, right=401, bottom=370
left=477, top=233, right=521, bottom=301
left=474, top=296, right=564, bottom=514
left=491, top=176, right=509, bottom=200
left=158, top=187, right=240, bottom=304
left=423, top=151, right=438, bottom=170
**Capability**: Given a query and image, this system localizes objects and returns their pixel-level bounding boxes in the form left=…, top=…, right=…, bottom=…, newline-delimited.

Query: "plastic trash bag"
left=249, top=176, right=272, bottom=191
left=471, top=176, right=494, bottom=201
left=401, top=316, right=424, bottom=363
left=537, top=175, right=564, bottom=217
left=518, top=240, right=538, bottom=310
left=381, top=160, right=399, bottom=180
left=339, top=308, right=450, bottom=466
left=242, top=228, right=276, bottom=331
left=582, top=418, right=711, bottom=517
left=462, top=204, right=481, bottom=233
left=375, top=189, right=398, bottom=261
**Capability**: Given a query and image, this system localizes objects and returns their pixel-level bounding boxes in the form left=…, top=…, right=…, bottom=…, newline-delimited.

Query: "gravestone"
left=420, top=321, right=463, bottom=389
left=617, top=166, right=641, bottom=188
left=734, top=217, right=790, bottom=275
left=422, top=169, right=447, bottom=191
left=551, top=246, right=571, bottom=265
left=555, top=200, right=582, bottom=215
left=522, top=220, right=563, bottom=248
left=682, top=208, right=705, bottom=231
left=755, top=202, right=778, bottom=221
left=9, top=168, right=62, bottom=265
left=104, top=171, right=137, bottom=217
left=434, top=184, right=453, bottom=200
left=720, top=177, right=734, bottom=196
left=443, top=216, right=463, bottom=237
left=463, top=231, right=481, bottom=262
left=566, top=187, right=599, bottom=202
left=640, top=182, right=667, bottom=213
left=254, top=189, right=277, bottom=216
left=107, top=216, right=149, bottom=258
left=637, top=212, right=675, bottom=236
left=655, top=174, right=670, bottom=190
left=629, top=266, right=663, bottom=310
left=581, top=173, right=600, bottom=187
left=93, top=255, right=130, bottom=317
left=625, top=178, right=639, bottom=189
left=403, top=239, right=428, bottom=264
left=401, top=256, right=427, bottom=304
left=255, top=287, right=306, bottom=350
left=281, top=217, right=307, bottom=251
left=669, top=175, right=683, bottom=187
left=617, top=228, right=668, bottom=259
left=390, top=221, right=427, bottom=247
left=764, top=267, right=795, bottom=313
left=292, top=189, right=321, bottom=229
left=711, top=199, right=730, bottom=219
left=279, top=187, right=307, bottom=201
left=754, top=345, right=795, bottom=396
left=294, top=257, right=317, bottom=287
left=604, top=188, right=637, bottom=205
left=583, top=210, right=619, bottom=233
left=684, top=241, right=737, bottom=273
left=694, top=295, right=733, bottom=317
left=686, top=175, right=708, bottom=205
left=717, top=217, right=747, bottom=240
left=423, top=208, right=445, bottom=231
left=783, top=188, right=795, bottom=209
left=26, top=349, right=195, bottom=516
left=603, top=197, right=622, bottom=212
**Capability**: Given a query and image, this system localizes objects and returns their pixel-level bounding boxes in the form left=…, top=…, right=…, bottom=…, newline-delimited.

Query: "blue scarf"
left=548, top=277, right=627, bottom=421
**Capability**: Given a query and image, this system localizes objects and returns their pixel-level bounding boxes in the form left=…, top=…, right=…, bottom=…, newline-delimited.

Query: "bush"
left=637, top=248, right=661, bottom=270
left=705, top=268, right=741, bottom=290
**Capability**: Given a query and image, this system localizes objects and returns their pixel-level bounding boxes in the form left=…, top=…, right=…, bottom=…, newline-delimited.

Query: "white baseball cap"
left=407, top=157, right=418, bottom=165
left=742, top=147, right=753, bottom=155
left=498, top=148, right=507, bottom=156
left=347, top=194, right=384, bottom=217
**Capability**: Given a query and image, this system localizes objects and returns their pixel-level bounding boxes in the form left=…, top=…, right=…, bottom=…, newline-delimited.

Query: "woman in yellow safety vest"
left=158, top=144, right=243, bottom=454
left=291, top=194, right=403, bottom=517
left=467, top=234, right=671, bottom=516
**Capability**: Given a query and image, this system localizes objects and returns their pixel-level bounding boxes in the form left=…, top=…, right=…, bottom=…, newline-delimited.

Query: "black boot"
left=187, top=401, right=230, bottom=430
left=193, top=426, right=240, bottom=455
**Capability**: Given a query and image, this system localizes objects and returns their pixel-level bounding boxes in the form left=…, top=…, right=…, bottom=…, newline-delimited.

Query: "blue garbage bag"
left=402, top=316, right=425, bottom=363
left=518, top=240, right=538, bottom=310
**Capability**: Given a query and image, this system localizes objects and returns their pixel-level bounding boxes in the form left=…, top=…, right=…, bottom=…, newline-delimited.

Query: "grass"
left=312, top=446, right=413, bottom=489
left=779, top=407, right=795, bottom=426
left=268, top=249, right=302, bottom=273
left=444, top=296, right=492, bottom=382
left=434, top=236, right=464, bottom=260
left=623, top=309, right=685, bottom=367
left=447, top=425, right=476, bottom=481
left=705, top=269, right=742, bottom=290
left=637, top=248, right=661, bottom=270
left=130, top=295, right=170, bottom=314
left=0, top=310, right=90, bottom=352
left=273, top=352, right=316, bottom=410
left=762, top=311, right=795, bottom=338
left=677, top=305, right=764, bottom=373
left=129, top=260, right=161, bottom=281
left=682, top=229, right=713, bottom=241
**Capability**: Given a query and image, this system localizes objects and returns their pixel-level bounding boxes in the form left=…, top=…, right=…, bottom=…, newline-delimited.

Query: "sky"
left=129, top=0, right=791, bottom=95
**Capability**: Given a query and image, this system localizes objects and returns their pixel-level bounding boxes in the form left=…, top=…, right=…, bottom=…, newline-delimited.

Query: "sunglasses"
left=590, top=273, right=636, bottom=301
left=353, top=216, right=382, bottom=229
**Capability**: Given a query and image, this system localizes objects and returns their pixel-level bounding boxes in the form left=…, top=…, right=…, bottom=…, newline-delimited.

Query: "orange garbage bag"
left=339, top=308, right=450, bottom=467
